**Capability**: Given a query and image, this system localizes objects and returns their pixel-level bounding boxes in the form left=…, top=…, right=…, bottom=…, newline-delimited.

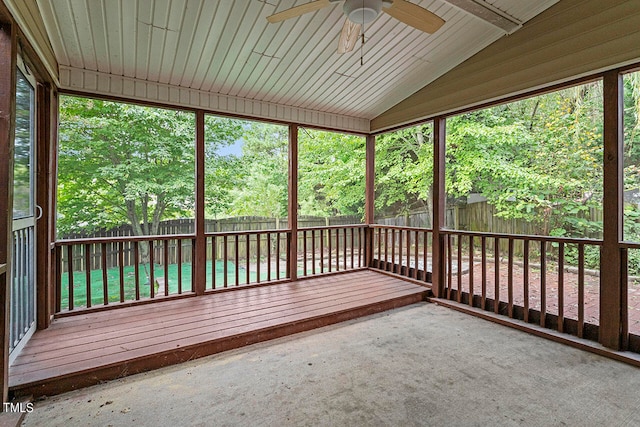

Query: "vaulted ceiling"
left=5, top=0, right=555, bottom=132
left=7, top=0, right=640, bottom=133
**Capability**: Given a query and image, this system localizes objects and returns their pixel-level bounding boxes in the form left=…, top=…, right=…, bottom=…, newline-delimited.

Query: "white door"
left=9, top=58, right=37, bottom=364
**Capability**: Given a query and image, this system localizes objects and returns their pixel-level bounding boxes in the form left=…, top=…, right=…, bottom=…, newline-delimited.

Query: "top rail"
left=55, top=233, right=196, bottom=246
left=298, top=224, right=368, bottom=231
left=204, top=228, right=291, bottom=237
left=620, top=241, right=640, bottom=249
left=442, top=229, right=602, bottom=246
left=370, top=224, right=434, bottom=232
left=0, top=263, right=6, bottom=276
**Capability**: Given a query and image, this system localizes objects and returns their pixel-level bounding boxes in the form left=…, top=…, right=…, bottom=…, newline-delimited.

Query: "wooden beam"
left=194, top=110, right=206, bottom=295
left=47, top=90, right=58, bottom=320
left=431, top=118, right=446, bottom=298
left=0, top=18, right=17, bottom=409
left=288, top=125, right=298, bottom=281
left=365, top=134, right=375, bottom=267
left=442, top=0, right=521, bottom=34
left=600, top=70, right=625, bottom=349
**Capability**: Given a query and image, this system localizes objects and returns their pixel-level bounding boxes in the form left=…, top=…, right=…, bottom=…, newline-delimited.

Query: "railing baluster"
left=320, top=229, right=324, bottom=273
left=118, top=241, right=125, bottom=302
left=578, top=244, right=585, bottom=338
left=377, top=228, right=382, bottom=269
left=413, top=230, right=418, bottom=279
left=558, top=241, right=564, bottom=333
left=351, top=227, right=355, bottom=269
left=134, top=241, right=140, bottom=300
left=303, top=230, right=308, bottom=276
left=343, top=228, right=347, bottom=270
left=164, top=239, right=170, bottom=296
left=494, top=237, right=499, bottom=314
left=390, top=229, right=396, bottom=273
left=384, top=228, right=389, bottom=269
left=328, top=229, right=332, bottom=272
left=256, top=234, right=261, bottom=283
left=469, top=235, right=474, bottom=307
left=406, top=228, right=411, bottom=277
left=397, top=229, right=402, bottom=275
left=508, top=238, right=513, bottom=318
left=149, top=240, right=155, bottom=298
left=423, top=231, right=428, bottom=282
left=481, top=236, right=486, bottom=310
left=523, top=240, right=529, bottom=323
left=177, top=239, right=183, bottom=294
left=85, top=243, right=91, bottom=308
left=212, top=235, right=217, bottom=289
left=235, top=234, right=240, bottom=286
left=335, top=228, right=340, bottom=272
left=246, top=234, right=250, bottom=285
left=312, top=229, right=316, bottom=274
left=276, top=232, right=281, bottom=279
left=66, top=245, right=73, bottom=311
left=267, top=233, right=271, bottom=281
left=224, top=235, right=229, bottom=288
left=540, top=239, right=547, bottom=328
left=457, top=235, right=462, bottom=303
left=101, top=242, right=108, bottom=305
left=447, top=234, right=452, bottom=300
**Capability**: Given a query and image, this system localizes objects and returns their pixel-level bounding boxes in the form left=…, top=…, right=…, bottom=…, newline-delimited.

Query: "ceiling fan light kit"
left=267, top=0, right=445, bottom=54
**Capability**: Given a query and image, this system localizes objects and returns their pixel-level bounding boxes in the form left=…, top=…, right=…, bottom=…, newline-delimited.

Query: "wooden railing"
left=297, top=225, right=368, bottom=277
left=204, top=229, right=290, bottom=288
left=443, top=230, right=603, bottom=339
left=369, top=225, right=433, bottom=283
left=54, top=234, right=196, bottom=312
left=620, top=242, right=640, bottom=351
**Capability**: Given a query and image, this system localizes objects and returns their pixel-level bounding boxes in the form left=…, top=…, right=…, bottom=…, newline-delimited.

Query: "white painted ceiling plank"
left=158, top=0, right=186, bottom=84
left=187, top=0, right=231, bottom=90
left=135, top=0, right=154, bottom=80
left=146, top=0, right=172, bottom=82
left=167, top=0, right=204, bottom=86
left=36, top=0, right=70, bottom=66
left=120, top=0, right=138, bottom=78
left=103, top=0, right=124, bottom=76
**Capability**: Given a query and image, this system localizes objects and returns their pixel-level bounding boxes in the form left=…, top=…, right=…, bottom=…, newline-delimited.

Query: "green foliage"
left=445, top=83, right=604, bottom=238
left=58, top=97, right=200, bottom=235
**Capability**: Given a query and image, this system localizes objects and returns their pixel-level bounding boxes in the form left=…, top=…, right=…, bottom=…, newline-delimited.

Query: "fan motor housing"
left=343, top=0, right=382, bottom=25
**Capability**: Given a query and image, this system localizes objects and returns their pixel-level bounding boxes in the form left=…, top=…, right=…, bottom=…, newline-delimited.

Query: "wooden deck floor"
left=9, top=270, right=428, bottom=398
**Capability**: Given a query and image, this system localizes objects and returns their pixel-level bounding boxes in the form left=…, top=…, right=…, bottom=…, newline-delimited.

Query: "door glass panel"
left=13, top=69, right=34, bottom=219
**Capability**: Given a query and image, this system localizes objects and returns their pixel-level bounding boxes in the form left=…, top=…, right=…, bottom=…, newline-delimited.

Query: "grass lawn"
left=60, top=260, right=274, bottom=309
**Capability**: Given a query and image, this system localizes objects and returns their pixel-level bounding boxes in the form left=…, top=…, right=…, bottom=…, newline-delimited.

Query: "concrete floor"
left=21, top=302, right=640, bottom=427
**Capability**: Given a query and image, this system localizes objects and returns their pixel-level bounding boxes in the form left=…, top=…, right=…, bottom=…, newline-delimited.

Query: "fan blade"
left=383, top=0, right=445, bottom=33
left=338, top=19, right=361, bottom=54
left=267, top=0, right=332, bottom=23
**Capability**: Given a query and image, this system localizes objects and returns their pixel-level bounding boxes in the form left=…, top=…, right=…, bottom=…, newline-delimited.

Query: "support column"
left=194, top=110, right=206, bottom=295
left=36, top=83, right=52, bottom=329
left=0, top=19, right=16, bottom=409
left=431, top=118, right=446, bottom=298
left=600, top=70, right=625, bottom=349
left=365, top=134, right=375, bottom=267
left=288, top=125, right=298, bottom=281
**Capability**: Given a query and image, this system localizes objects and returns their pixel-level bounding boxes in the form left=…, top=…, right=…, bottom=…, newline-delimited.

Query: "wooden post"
left=194, top=110, right=206, bottom=295
left=600, top=70, right=625, bottom=349
left=36, top=83, right=52, bottom=329
left=288, top=124, right=298, bottom=281
left=365, top=134, right=375, bottom=267
left=431, top=118, right=446, bottom=298
left=0, top=18, right=16, bottom=410
left=48, top=90, right=58, bottom=319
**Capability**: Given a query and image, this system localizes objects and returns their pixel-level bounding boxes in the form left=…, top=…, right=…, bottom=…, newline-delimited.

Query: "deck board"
left=9, top=270, right=428, bottom=397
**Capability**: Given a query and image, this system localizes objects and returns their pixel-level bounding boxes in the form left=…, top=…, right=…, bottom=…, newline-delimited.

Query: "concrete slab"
left=21, top=303, right=640, bottom=426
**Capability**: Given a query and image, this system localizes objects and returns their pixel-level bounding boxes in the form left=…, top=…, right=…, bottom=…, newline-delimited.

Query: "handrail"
left=299, top=224, right=368, bottom=231
left=55, top=233, right=196, bottom=246
left=0, top=263, right=6, bottom=275
left=204, top=228, right=290, bottom=237
left=369, top=224, right=433, bottom=232
left=442, top=229, right=602, bottom=245
left=620, top=241, right=640, bottom=249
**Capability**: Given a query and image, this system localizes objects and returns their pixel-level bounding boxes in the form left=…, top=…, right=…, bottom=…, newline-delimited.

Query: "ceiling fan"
left=266, top=0, right=445, bottom=54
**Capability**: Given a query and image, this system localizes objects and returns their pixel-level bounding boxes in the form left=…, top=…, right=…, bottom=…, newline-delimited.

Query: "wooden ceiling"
left=11, top=0, right=559, bottom=132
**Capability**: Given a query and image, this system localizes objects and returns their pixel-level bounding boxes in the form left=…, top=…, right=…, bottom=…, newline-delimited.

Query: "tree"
left=59, top=96, right=197, bottom=236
